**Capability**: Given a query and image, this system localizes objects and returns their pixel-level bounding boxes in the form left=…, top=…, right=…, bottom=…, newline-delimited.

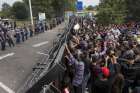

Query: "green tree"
left=1, top=3, right=12, bottom=18
left=97, top=0, right=127, bottom=25
left=64, top=0, right=76, bottom=11
left=12, top=1, right=29, bottom=19
left=85, top=5, right=95, bottom=11
left=30, top=0, right=53, bottom=18
left=126, top=0, right=140, bottom=22
left=51, top=0, right=65, bottom=17
left=23, top=0, right=73, bottom=19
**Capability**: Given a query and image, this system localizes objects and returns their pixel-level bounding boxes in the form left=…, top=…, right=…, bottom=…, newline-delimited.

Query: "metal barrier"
left=37, top=18, right=76, bottom=93
left=40, top=82, right=61, bottom=93
left=17, top=18, right=75, bottom=93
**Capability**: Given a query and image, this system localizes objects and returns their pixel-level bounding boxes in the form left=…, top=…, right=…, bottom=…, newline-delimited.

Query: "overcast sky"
left=79, top=0, right=100, bottom=7
left=0, top=0, right=22, bottom=6
left=0, top=0, right=100, bottom=9
left=0, top=0, right=22, bottom=10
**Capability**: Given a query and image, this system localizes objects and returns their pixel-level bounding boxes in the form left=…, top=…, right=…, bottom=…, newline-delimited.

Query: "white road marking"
left=0, top=82, right=15, bottom=93
left=37, top=52, right=49, bottom=56
left=32, top=41, right=49, bottom=48
left=47, top=30, right=58, bottom=33
left=0, top=53, right=15, bottom=61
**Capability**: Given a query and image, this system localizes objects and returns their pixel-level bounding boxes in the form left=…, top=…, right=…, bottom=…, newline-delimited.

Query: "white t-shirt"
left=74, top=23, right=80, bottom=31
left=112, top=28, right=121, bottom=38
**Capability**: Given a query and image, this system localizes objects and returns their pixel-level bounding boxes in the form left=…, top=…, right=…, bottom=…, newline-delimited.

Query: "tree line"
left=96, top=0, right=140, bottom=25
left=0, top=0, right=76, bottom=20
left=0, top=2, right=29, bottom=19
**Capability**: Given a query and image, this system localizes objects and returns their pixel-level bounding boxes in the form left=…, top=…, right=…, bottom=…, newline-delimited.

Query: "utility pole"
left=29, top=0, right=34, bottom=32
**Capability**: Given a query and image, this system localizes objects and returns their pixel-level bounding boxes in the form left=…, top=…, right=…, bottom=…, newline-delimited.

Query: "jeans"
left=21, top=35, right=24, bottom=42
left=30, top=31, right=33, bottom=37
left=16, top=34, right=20, bottom=44
left=1, top=41, right=6, bottom=50
left=8, top=39, right=15, bottom=47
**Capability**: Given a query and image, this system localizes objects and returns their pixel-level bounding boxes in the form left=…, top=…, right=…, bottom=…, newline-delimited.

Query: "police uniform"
left=0, top=30, right=6, bottom=50
left=15, top=28, right=21, bottom=44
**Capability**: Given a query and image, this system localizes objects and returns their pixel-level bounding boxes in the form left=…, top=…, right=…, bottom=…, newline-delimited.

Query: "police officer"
left=29, top=25, right=33, bottom=37
left=24, top=26, right=28, bottom=40
left=15, top=28, right=21, bottom=44
left=7, top=29, right=15, bottom=47
left=0, top=29, right=6, bottom=50
left=20, top=28, right=25, bottom=42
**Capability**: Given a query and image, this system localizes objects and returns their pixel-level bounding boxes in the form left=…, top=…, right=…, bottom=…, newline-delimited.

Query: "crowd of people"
left=0, top=17, right=64, bottom=51
left=61, top=17, right=140, bottom=93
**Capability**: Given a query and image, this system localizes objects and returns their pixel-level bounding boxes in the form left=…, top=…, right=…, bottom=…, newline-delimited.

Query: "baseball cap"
left=101, top=67, right=110, bottom=78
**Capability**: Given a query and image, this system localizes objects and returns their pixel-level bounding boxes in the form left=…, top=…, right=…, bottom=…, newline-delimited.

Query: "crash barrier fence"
left=39, top=44, right=67, bottom=93
left=38, top=18, right=76, bottom=93
left=17, top=18, right=75, bottom=93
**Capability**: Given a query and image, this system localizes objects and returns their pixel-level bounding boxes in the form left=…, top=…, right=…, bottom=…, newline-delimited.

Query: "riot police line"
left=0, top=17, right=64, bottom=51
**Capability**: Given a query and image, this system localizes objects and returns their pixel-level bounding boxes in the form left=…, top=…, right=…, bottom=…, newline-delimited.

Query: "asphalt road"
left=0, top=22, right=66, bottom=93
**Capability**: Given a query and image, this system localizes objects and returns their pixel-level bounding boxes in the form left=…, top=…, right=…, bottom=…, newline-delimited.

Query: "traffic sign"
left=39, top=13, right=46, bottom=21
left=76, top=1, right=83, bottom=11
